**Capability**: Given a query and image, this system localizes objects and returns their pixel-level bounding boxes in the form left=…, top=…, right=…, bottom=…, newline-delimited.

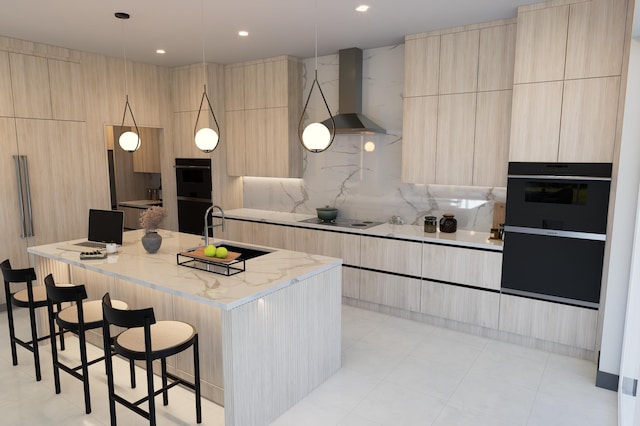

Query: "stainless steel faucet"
left=204, top=205, right=225, bottom=246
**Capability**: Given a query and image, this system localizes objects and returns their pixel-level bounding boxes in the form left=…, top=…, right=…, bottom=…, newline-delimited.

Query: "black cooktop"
left=298, top=217, right=383, bottom=230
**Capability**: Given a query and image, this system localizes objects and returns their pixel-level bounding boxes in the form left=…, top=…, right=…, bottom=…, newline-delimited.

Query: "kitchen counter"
left=28, top=230, right=342, bottom=425
left=216, top=208, right=503, bottom=251
left=118, top=199, right=163, bottom=208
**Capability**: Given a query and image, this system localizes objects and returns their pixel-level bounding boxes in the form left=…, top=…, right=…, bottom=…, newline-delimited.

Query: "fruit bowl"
left=316, top=206, right=338, bottom=222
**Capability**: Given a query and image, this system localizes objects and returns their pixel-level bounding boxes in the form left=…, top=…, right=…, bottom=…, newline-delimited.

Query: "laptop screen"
left=87, top=209, right=124, bottom=245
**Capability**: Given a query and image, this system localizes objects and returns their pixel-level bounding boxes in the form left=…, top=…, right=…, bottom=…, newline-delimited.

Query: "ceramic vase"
left=141, top=231, right=162, bottom=253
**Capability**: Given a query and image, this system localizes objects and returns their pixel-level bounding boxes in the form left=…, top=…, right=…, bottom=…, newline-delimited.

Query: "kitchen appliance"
left=175, top=158, right=212, bottom=235
left=320, top=48, right=385, bottom=135
left=501, top=162, right=612, bottom=308
left=299, top=217, right=383, bottom=230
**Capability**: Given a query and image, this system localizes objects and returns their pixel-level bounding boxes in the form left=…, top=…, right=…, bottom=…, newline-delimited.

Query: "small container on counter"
left=424, top=216, right=437, bottom=233
left=439, top=213, right=457, bottom=233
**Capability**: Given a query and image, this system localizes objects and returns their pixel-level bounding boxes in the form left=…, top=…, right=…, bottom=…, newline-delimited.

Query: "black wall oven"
left=501, top=162, right=612, bottom=308
left=175, top=158, right=212, bottom=235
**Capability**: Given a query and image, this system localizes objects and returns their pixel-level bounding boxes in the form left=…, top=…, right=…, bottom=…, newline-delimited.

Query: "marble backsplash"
left=242, top=44, right=506, bottom=232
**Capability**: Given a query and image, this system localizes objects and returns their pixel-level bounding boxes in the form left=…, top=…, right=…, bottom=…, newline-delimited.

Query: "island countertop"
left=27, top=229, right=342, bottom=310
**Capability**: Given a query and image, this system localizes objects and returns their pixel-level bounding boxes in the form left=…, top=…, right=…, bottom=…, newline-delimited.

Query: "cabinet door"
left=509, top=81, right=563, bottom=162
left=250, top=222, right=296, bottom=250
left=565, top=0, right=626, bottom=80
left=224, top=64, right=245, bottom=112
left=264, top=59, right=288, bottom=108
left=294, top=228, right=361, bottom=266
left=404, top=36, right=440, bottom=97
left=422, top=244, right=502, bottom=290
left=473, top=90, right=511, bottom=187
left=48, top=59, right=85, bottom=121
left=401, top=96, right=437, bottom=184
left=245, top=108, right=290, bottom=178
left=360, top=236, right=422, bottom=277
left=439, top=30, right=479, bottom=94
left=436, top=93, right=476, bottom=185
left=360, top=269, right=421, bottom=312
left=9, top=53, right=52, bottom=119
left=120, top=206, right=142, bottom=230
left=478, top=24, right=516, bottom=92
left=558, top=76, right=620, bottom=163
left=0, top=52, right=14, bottom=116
left=342, top=267, right=360, bottom=300
left=420, top=280, right=500, bottom=328
left=243, top=62, right=265, bottom=110
left=133, top=127, right=161, bottom=173
left=225, top=110, right=246, bottom=176
left=172, top=65, right=204, bottom=113
left=499, top=294, right=598, bottom=350
left=513, top=5, right=569, bottom=84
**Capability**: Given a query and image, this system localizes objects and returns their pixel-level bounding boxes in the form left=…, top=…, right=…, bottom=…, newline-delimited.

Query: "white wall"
left=600, top=38, right=640, bottom=379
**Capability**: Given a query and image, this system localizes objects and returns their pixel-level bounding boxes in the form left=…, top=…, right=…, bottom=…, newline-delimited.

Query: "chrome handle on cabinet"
left=13, top=155, right=27, bottom=238
left=21, top=156, right=34, bottom=237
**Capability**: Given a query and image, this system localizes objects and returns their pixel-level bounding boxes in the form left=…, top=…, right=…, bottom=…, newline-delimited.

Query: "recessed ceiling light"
left=156, top=49, right=166, bottom=55
left=238, top=30, right=249, bottom=37
left=355, top=5, right=370, bottom=12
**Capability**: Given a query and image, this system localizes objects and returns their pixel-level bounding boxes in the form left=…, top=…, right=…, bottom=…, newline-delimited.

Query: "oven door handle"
left=504, top=225, right=606, bottom=241
left=174, top=164, right=211, bottom=170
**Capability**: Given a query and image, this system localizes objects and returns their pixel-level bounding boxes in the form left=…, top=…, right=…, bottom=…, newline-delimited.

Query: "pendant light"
left=298, top=19, right=335, bottom=153
left=115, top=12, right=141, bottom=152
left=193, top=0, right=221, bottom=153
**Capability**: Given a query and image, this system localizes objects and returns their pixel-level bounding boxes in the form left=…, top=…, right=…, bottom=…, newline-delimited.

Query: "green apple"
left=203, top=244, right=216, bottom=257
left=215, top=246, right=228, bottom=258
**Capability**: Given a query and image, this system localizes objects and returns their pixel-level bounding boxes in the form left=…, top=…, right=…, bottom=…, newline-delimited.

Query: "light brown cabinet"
left=48, top=59, right=85, bottom=121
left=422, top=244, right=502, bottom=290
left=513, top=5, right=569, bottom=84
left=0, top=52, right=15, bottom=116
left=224, top=56, right=302, bottom=178
left=9, top=53, right=52, bottom=119
left=132, top=127, right=161, bottom=173
left=403, top=19, right=515, bottom=187
left=360, top=269, right=422, bottom=312
left=294, top=227, right=361, bottom=266
left=360, top=236, right=422, bottom=277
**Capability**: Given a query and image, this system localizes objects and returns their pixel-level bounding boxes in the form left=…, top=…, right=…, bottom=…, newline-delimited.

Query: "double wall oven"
left=501, top=162, right=612, bottom=308
left=175, top=158, right=212, bottom=235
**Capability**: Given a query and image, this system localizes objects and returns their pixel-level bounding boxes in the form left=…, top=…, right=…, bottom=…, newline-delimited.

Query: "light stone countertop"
left=118, top=200, right=163, bottom=208
left=28, top=229, right=342, bottom=310
left=218, top=208, right=503, bottom=251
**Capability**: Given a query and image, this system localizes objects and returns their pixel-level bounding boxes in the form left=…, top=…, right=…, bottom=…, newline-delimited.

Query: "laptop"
left=72, top=209, right=124, bottom=249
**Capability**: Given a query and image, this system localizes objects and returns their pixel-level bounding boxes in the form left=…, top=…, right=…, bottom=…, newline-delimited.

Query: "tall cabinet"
left=509, top=0, right=627, bottom=162
left=224, top=56, right=303, bottom=178
left=402, top=19, right=515, bottom=187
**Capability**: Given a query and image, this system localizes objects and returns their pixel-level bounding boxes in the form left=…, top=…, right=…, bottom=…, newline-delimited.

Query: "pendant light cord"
left=201, top=0, right=206, bottom=87
left=121, top=19, right=129, bottom=97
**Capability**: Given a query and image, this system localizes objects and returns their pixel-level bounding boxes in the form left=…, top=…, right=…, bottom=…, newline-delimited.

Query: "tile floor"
left=0, top=304, right=617, bottom=425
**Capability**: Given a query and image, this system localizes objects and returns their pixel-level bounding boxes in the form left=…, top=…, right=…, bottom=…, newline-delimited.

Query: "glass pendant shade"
left=195, top=127, right=219, bottom=152
left=119, top=130, right=140, bottom=152
left=298, top=70, right=335, bottom=153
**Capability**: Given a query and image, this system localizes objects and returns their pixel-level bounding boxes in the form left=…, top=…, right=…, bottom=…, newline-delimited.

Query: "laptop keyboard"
left=74, top=241, right=107, bottom=249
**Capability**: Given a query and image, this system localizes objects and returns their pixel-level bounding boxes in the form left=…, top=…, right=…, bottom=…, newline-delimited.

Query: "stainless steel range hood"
left=321, top=48, right=386, bottom=135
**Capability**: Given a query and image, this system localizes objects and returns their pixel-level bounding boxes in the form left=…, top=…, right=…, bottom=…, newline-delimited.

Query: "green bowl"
left=316, top=207, right=338, bottom=222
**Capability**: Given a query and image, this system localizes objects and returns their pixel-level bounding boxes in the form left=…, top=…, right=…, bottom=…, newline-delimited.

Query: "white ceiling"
left=0, top=0, right=541, bottom=67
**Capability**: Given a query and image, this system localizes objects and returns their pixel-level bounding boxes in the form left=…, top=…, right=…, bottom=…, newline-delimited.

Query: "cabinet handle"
left=13, top=155, right=27, bottom=238
left=21, top=155, right=34, bottom=237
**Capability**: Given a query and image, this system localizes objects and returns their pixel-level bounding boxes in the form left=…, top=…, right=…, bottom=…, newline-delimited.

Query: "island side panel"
left=222, top=265, right=342, bottom=426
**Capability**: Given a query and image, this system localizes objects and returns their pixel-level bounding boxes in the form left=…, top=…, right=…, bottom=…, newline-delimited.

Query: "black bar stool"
left=101, top=293, right=202, bottom=426
left=1, top=259, right=65, bottom=381
left=44, top=274, right=129, bottom=414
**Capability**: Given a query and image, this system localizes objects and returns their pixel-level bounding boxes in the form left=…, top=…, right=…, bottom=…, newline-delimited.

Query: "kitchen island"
left=28, top=229, right=342, bottom=426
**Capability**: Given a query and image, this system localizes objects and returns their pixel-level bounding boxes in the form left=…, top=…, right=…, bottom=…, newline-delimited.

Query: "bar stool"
left=1, top=259, right=65, bottom=381
left=101, top=293, right=202, bottom=426
left=44, top=274, right=129, bottom=414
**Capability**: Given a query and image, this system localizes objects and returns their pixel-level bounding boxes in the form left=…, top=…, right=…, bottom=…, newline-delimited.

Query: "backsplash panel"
left=241, top=44, right=506, bottom=232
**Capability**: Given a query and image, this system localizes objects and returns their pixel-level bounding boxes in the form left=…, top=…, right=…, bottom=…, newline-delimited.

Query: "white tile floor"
left=0, top=304, right=617, bottom=425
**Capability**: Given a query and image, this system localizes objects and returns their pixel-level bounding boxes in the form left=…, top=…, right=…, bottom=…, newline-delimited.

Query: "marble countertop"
left=28, top=229, right=342, bottom=310
left=218, top=208, right=503, bottom=251
left=118, top=200, right=163, bottom=208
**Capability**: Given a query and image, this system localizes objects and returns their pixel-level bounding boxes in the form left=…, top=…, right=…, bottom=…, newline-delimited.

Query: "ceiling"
left=0, top=0, right=541, bottom=67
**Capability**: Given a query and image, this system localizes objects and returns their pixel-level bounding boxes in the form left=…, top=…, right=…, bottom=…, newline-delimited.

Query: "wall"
left=243, top=45, right=505, bottom=231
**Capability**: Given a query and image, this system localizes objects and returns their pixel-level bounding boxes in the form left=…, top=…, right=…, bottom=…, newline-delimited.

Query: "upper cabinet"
left=0, top=52, right=14, bottom=117
left=224, top=56, right=302, bottom=178
left=509, top=0, right=628, bottom=163
left=9, top=53, right=52, bottom=119
left=48, top=59, right=85, bottom=121
left=403, top=19, right=515, bottom=187
left=132, top=127, right=161, bottom=173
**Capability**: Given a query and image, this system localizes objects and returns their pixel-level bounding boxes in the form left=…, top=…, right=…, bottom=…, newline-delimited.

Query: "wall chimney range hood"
left=321, top=48, right=386, bottom=135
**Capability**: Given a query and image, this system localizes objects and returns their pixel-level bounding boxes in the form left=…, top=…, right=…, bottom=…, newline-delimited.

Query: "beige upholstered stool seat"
left=13, top=283, right=73, bottom=306
left=115, top=321, right=196, bottom=355
left=57, top=299, right=128, bottom=328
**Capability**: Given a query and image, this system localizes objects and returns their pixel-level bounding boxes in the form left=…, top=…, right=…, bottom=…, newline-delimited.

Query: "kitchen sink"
left=214, top=242, right=271, bottom=260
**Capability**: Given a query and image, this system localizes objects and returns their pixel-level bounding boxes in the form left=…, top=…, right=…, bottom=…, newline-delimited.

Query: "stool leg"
left=194, top=336, right=202, bottom=424
left=47, top=303, right=61, bottom=394
left=78, top=324, right=91, bottom=414
left=161, top=358, right=168, bottom=406
left=57, top=302, right=65, bottom=351
left=146, top=357, right=156, bottom=426
left=129, top=358, right=136, bottom=389
left=5, top=298, right=18, bottom=366
left=27, top=305, right=41, bottom=381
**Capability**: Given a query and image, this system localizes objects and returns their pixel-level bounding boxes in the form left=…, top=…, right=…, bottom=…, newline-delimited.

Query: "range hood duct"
left=321, top=48, right=386, bottom=135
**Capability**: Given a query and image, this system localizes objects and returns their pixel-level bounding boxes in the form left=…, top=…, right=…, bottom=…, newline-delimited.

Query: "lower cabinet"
left=498, top=294, right=598, bottom=350
left=342, top=266, right=360, bottom=300
left=423, top=243, right=502, bottom=290
left=220, top=219, right=296, bottom=250
left=294, top=227, right=361, bottom=266
left=359, top=269, right=422, bottom=312
left=119, top=206, right=142, bottom=230
left=420, top=280, right=500, bottom=329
